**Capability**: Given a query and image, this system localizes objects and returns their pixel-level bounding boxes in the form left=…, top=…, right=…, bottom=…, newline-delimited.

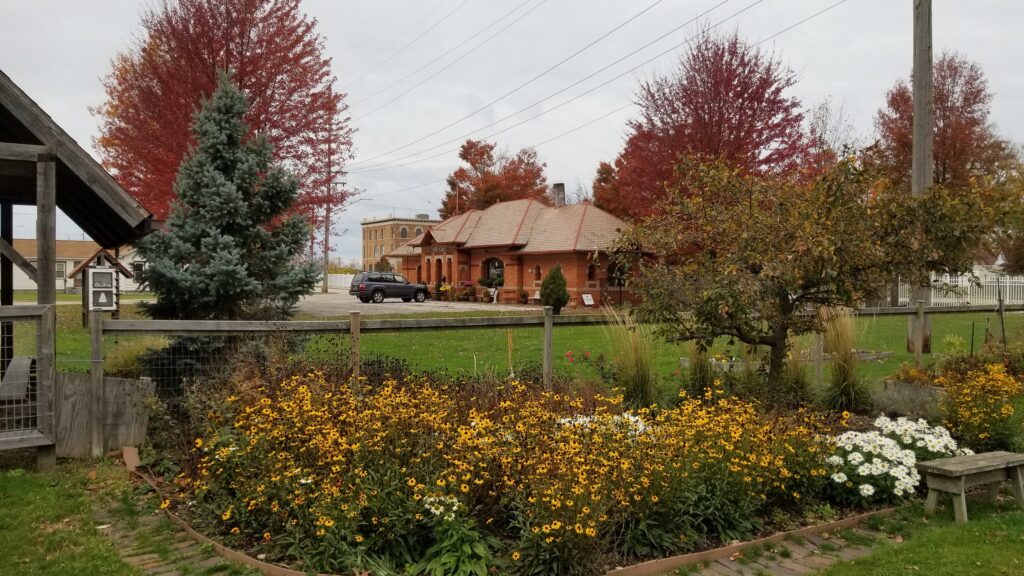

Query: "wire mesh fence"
left=0, top=316, right=40, bottom=437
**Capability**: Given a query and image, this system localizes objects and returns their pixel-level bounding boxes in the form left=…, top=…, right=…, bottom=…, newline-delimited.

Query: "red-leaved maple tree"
left=439, top=139, right=548, bottom=219
left=94, top=0, right=353, bottom=221
left=872, top=51, right=1017, bottom=190
left=593, top=30, right=810, bottom=220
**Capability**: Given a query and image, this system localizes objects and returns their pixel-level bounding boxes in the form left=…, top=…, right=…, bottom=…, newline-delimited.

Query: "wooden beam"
left=0, top=304, right=50, bottom=319
left=36, top=158, right=56, bottom=306
left=0, top=142, right=49, bottom=162
left=0, top=237, right=36, bottom=283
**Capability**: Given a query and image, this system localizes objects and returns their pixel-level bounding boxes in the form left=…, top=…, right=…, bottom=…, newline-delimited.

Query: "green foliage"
left=613, top=156, right=1010, bottom=387
left=103, top=336, right=169, bottom=378
left=539, top=265, right=570, bottom=310
left=373, top=257, right=394, bottom=272
left=602, top=307, right=657, bottom=409
left=137, top=73, right=318, bottom=320
left=413, top=516, right=500, bottom=576
left=821, top=309, right=869, bottom=412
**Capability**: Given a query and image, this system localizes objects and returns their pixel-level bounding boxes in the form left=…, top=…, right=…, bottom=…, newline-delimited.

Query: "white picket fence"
left=325, top=273, right=355, bottom=290
left=897, top=276, right=1024, bottom=306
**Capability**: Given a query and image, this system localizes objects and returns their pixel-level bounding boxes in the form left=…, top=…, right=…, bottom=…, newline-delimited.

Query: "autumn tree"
left=439, top=139, right=548, bottom=219
left=593, top=30, right=809, bottom=220
left=872, top=52, right=1018, bottom=190
left=612, top=157, right=1001, bottom=387
left=94, top=0, right=353, bottom=221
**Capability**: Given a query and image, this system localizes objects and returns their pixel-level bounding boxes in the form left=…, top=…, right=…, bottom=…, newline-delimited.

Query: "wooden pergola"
left=0, top=69, right=152, bottom=463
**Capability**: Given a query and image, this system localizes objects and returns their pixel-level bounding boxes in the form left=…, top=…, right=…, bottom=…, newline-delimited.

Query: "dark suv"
left=350, top=272, right=430, bottom=303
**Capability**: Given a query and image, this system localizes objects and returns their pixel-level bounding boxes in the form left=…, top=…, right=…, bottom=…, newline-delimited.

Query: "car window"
left=394, top=275, right=408, bottom=284
left=367, top=273, right=382, bottom=282
left=381, top=274, right=394, bottom=283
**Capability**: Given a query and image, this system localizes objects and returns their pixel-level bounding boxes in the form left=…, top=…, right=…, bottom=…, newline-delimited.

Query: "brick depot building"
left=389, top=199, right=630, bottom=306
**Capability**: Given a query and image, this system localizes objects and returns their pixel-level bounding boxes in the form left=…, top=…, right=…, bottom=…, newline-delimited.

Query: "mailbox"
left=87, top=267, right=118, bottom=311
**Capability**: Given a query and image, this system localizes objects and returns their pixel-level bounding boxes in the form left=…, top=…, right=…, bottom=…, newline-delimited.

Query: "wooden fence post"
left=998, top=276, right=1007, bottom=346
left=921, top=297, right=929, bottom=364
left=543, top=306, right=553, bottom=390
left=89, top=309, right=104, bottom=459
left=350, top=311, right=361, bottom=379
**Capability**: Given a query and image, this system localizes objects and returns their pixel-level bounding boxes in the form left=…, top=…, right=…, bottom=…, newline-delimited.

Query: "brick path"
left=93, top=489, right=258, bottom=576
left=682, top=528, right=882, bottom=576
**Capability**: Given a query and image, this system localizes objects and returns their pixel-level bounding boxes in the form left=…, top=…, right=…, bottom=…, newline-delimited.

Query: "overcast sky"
left=0, top=0, right=1021, bottom=262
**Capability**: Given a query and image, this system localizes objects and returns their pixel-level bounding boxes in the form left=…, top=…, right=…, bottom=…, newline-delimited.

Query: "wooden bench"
left=916, top=451, right=1024, bottom=523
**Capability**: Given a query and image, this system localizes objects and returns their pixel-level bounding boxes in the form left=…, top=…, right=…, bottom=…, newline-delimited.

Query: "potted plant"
left=540, top=265, right=570, bottom=314
left=518, top=289, right=529, bottom=304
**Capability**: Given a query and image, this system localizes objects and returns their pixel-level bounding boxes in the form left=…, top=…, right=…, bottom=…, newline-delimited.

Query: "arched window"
left=482, top=258, right=504, bottom=281
left=400, top=227, right=408, bottom=239
left=534, top=265, right=541, bottom=281
left=415, top=227, right=423, bottom=236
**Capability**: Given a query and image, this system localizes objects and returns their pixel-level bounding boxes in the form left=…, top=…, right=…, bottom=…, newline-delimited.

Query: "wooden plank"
left=543, top=307, right=553, bottom=390
left=1, top=201, right=11, bottom=381
left=103, top=376, right=153, bottom=451
left=0, top=142, right=49, bottom=162
left=54, top=372, right=91, bottom=458
left=0, top=237, right=35, bottom=282
left=0, top=429, right=53, bottom=450
left=0, top=304, right=48, bottom=319
left=90, top=310, right=104, bottom=459
left=36, top=158, right=55, bottom=306
left=918, top=451, right=1024, bottom=476
left=36, top=305, right=55, bottom=438
left=103, top=319, right=351, bottom=335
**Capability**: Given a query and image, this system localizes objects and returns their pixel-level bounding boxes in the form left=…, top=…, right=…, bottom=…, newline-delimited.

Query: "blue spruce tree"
left=137, top=74, right=318, bottom=320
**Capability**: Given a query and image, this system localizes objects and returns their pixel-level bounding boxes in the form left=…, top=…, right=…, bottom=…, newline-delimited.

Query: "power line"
left=358, top=0, right=551, bottom=120
left=347, top=0, right=673, bottom=168
left=350, top=0, right=851, bottom=175
left=341, top=0, right=454, bottom=81
left=348, top=0, right=758, bottom=174
left=344, top=0, right=474, bottom=90
left=349, top=0, right=540, bottom=108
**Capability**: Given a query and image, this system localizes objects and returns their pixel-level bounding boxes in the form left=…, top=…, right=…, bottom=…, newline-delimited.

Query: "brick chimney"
left=551, top=182, right=565, bottom=208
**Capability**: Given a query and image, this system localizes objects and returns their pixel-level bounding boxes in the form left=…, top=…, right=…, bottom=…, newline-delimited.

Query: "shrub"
left=186, top=375, right=832, bottom=574
left=540, top=265, right=570, bottom=312
left=820, top=308, right=869, bottom=412
left=937, top=363, right=1023, bottom=451
left=104, top=336, right=169, bottom=378
left=871, top=385, right=942, bottom=423
left=682, top=344, right=715, bottom=400
left=602, top=307, right=657, bottom=409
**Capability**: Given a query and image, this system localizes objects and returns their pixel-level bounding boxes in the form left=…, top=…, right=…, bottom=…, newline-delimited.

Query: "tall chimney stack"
left=552, top=182, right=565, bottom=208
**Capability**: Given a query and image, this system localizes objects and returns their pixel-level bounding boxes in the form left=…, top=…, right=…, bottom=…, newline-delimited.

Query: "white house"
left=10, top=239, right=146, bottom=293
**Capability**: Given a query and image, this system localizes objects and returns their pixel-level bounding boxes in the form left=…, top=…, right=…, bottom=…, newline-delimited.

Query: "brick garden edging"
left=136, top=468, right=895, bottom=576
left=603, top=507, right=898, bottom=576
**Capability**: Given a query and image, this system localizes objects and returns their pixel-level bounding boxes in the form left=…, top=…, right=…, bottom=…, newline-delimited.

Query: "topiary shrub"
left=540, top=265, right=570, bottom=314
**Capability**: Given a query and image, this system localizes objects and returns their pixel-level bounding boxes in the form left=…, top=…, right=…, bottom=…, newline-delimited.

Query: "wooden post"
left=543, top=306, right=553, bottom=390
left=36, top=156, right=56, bottom=307
left=349, top=311, right=361, bottom=379
left=0, top=201, right=11, bottom=379
left=915, top=299, right=925, bottom=369
left=908, top=0, right=934, bottom=354
left=814, top=332, right=824, bottom=387
left=998, top=276, right=1007, bottom=346
left=36, top=304, right=56, bottom=469
left=89, top=309, right=104, bottom=458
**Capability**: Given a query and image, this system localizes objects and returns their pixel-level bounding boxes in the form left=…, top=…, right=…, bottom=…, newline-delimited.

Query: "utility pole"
left=322, top=131, right=333, bottom=294
left=908, top=0, right=933, bottom=353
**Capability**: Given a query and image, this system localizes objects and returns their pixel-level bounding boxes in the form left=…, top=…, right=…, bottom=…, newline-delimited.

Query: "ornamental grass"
left=186, top=374, right=833, bottom=575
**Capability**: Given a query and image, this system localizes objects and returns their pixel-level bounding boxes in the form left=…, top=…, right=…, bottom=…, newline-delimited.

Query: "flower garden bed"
left=145, top=366, right=988, bottom=576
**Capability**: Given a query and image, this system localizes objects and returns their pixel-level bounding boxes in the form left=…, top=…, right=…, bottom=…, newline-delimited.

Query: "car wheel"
left=402, top=297, right=412, bottom=302
left=414, top=290, right=427, bottom=303
left=371, top=290, right=385, bottom=303
left=359, top=297, right=370, bottom=303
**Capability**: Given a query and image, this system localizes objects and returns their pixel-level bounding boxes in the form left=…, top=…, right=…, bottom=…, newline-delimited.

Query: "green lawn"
left=0, top=464, right=138, bottom=576
left=820, top=499, right=1024, bottom=576
left=12, top=290, right=153, bottom=302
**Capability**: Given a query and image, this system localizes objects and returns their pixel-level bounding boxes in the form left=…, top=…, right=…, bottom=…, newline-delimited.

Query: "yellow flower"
left=194, top=438, right=203, bottom=448
left=159, top=499, right=170, bottom=510
left=511, top=551, right=521, bottom=561
left=263, top=532, right=271, bottom=541
left=230, top=527, right=240, bottom=534
left=355, top=535, right=364, bottom=543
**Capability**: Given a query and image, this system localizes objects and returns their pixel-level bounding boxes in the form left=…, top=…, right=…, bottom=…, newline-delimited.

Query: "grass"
left=12, top=290, right=153, bottom=302
left=819, top=499, right=1024, bottom=576
left=0, top=463, right=138, bottom=576
left=21, top=301, right=1024, bottom=388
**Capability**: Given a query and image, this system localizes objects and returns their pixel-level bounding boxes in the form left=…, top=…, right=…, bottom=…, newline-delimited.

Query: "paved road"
left=297, top=291, right=541, bottom=317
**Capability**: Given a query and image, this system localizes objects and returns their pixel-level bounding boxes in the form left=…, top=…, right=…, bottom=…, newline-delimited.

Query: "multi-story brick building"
left=388, top=198, right=631, bottom=306
left=360, top=214, right=440, bottom=271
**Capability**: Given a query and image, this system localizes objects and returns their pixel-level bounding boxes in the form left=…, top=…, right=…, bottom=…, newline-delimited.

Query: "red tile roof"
left=393, top=199, right=626, bottom=256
